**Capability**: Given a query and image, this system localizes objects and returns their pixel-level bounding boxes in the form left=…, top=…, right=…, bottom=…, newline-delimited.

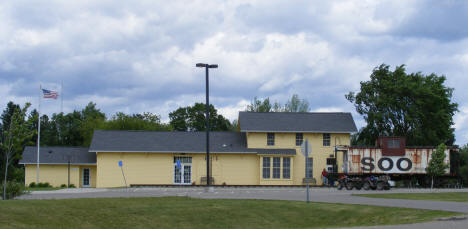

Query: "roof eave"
left=89, top=150, right=258, bottom=154
left=20, top=163, right=97, bottom=165
left=240, top=130, right=356, bottom=133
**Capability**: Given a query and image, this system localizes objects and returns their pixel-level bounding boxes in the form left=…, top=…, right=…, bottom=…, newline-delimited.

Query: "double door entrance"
left=174, top=156, right=192, bottom=184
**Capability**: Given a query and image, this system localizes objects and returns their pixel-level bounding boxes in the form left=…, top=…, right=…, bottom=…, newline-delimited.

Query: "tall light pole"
left=196, top=63, right=218, bottom=189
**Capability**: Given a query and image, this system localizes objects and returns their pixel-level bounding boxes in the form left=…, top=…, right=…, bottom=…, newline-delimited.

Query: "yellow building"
left=20, top=147, right=96, bottom=188
left=21, top=112, right=357, bottom=188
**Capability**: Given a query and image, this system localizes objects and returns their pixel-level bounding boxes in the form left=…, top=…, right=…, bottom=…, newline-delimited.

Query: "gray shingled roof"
left=89, top=130, right=296, bottom=155
left=252, top=149, right=296, bottom=155
left=19, top=146, right=96, bottom=164
left=238, top=112, right=357, bottom=133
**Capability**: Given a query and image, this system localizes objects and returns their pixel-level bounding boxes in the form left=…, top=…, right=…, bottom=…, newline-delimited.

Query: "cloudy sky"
left=1, top=1, right=468, bottom=144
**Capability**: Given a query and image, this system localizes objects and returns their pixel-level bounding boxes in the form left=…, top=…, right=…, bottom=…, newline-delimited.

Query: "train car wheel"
left=345, top=182, right=354, bottom=190
left=337, top=183, right=343, bottom=190
left=376, top=182, right=385, bottom=190
left=363, top=182, right=370, bottom=190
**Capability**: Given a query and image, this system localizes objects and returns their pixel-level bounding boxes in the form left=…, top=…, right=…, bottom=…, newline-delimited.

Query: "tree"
left=169, top=103, right=231, bottom=131
left=459, top=145, right=468, bottom=186
left=246, top=94, right=309, bottom=112
left=104, top=112, right=172, bottom=131
left=426, top=143, right=449, bottom=189
left=80, top=102, right=106, bottom=146
left=346, top=64, right=458, bottom=146
left=1, top=103, right=34, bottom=199
left=246, top=97, right=272, bottom=112
left=284, top=94, right=309, bottom=112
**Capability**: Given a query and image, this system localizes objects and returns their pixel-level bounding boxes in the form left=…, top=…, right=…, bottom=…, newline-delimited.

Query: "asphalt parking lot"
left=17, top=187, right=468, bottom=229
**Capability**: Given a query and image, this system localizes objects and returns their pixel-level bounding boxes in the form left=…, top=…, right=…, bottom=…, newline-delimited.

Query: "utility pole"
left=196, top=63, right=218, bottom=191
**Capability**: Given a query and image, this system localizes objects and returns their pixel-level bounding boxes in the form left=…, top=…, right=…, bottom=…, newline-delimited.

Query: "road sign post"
left=118, top=160, right=127, bottom=188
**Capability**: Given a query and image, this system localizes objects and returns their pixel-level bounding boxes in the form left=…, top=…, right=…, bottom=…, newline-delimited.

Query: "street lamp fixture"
left=196, top=63, right=218, bottom=189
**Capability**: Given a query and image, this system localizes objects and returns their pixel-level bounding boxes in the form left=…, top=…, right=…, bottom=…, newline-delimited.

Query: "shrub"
left=37, top=182, right=52, bottom=188
left=60, top=184, right=67, bottom=188
left=69, top=184, right=76, bottom=188
left=29, top=182, right=37, bottom=188
left=1, top=181, right=26, bottom=200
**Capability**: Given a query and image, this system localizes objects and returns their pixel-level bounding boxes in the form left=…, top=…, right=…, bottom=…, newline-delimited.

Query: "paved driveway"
left=18, top=187, right=468, bottom=229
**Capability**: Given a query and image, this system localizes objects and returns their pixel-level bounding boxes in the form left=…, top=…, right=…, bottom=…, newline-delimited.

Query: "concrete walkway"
left=18, top=187, right=468, bottom=229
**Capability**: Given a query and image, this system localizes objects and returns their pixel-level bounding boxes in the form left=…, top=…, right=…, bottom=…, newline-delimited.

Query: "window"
left=273, top=157, right=281, bottom=178
left=306, top=158, right=313, bottom=178
left=283, top=157, right=291, bottom=179
left=326, top=158, right=336, bottom=165
left=323, top=133, right=331, bottom=146
left=174, top=156, right=192, bottom=163
left=263, top=157, right=292, bottom=180
left=387, top=139, right=400, bottom=148
left=262, top=157, right=271, bottom=179
left=295, top=133, right=303, bottom=146
left=267, top=133, right=275, bottom=145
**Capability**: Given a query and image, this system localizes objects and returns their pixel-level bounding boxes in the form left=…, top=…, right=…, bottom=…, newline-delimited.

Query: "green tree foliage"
left=0, top=102, right=35, bottom=183
left=15, top=101, right=173, bottom=147
left=426, top=143, right=449, bottom=188
left=1, top=103, right=35, bottom=199
left=284, top=94, right=309, bottom=112
left=246, top=94, right=309, bottom=112
left=103, top=112, right=172, bottom=131
left=459, top=145, right=468, bottom=185
left=30, top=102, right=106, bottom=147
left=79, top=102, right=106, bottom=146
left=169, top=103, right=231, bottom=131
left=246, top=97, right=272, bottom=112
left=346, top=64, right=458, bottom=146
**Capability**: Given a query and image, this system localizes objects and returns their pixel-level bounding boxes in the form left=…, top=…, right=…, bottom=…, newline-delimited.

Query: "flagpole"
left=36, top=84, right=41, bottom=184
left=60, top=81, right=63, bottom=114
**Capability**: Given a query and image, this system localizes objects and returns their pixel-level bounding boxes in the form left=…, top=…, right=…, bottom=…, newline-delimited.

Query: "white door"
left=82, top=168, right=90, bottom=187
left=174, top=164, right=191, bottom=184
left=174, top=156, right=192, bottom=185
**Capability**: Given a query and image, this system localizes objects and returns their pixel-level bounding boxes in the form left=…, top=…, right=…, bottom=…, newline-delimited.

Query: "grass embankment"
left=355, top=192, right=468, bottom=202
left=0, top=197, right=460, bottom=229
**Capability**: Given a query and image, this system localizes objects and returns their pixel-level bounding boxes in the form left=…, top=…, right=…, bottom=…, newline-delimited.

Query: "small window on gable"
left=387, top=139, right=400, bottom=148
left=267, top=133, right=275, bottom=146
left=296, top=133, right=303, bottom=146
left=323, top=133, right=331, bottom=146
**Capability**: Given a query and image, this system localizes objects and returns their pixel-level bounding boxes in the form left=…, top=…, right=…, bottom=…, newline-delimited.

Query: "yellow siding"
left=96, top=152, right=173, bottom=188
left=246, top=132, right=350, bottom=185
left=96, top=152, right=260, bottom=188
left=24, top=164, right=96, bottom=187
left=211, top=154, right=259, bottom=185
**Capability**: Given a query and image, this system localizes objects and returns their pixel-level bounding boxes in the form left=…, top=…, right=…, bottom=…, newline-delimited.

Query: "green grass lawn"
left=0, top=197, right=461, bottom=229
left=354, top=192, right=468, bottom=202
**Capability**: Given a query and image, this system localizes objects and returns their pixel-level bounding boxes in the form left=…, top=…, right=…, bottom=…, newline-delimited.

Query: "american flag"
left=42, top=89, right=59, bottom=99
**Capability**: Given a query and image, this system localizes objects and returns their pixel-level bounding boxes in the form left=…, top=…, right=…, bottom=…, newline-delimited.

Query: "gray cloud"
left=1, top=1, right=468, bottom=144
left=389, top=1, right=468, bottom=41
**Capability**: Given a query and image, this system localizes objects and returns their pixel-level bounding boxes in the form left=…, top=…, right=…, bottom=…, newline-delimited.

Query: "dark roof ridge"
left=93, top=130, right=238, bottom=133
left=239, top=111, right=351, bottom=114
left=24, top=146, right=88, bottom=148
